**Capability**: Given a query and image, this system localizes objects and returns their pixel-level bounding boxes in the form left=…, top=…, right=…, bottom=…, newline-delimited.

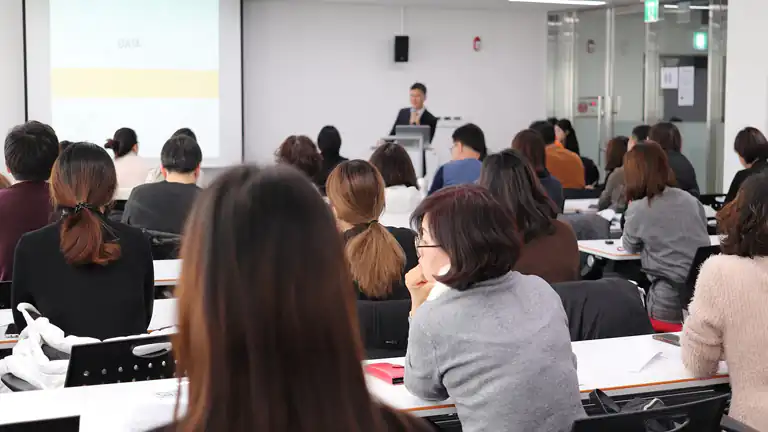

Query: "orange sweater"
left=545, top=142, right=585, bottom=189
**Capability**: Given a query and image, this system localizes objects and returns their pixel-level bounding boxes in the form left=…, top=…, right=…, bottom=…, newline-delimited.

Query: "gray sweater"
left=598, top=166, right=627, bottom=212
left=623, top=187, right=710, bottom=322
left=404, top=272, right=584, bottom=432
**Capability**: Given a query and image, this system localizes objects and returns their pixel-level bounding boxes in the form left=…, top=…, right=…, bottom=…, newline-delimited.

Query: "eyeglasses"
left=414, top=236, right=441, bottom=256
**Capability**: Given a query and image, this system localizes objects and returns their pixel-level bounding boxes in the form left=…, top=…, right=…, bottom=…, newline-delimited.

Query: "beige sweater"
left=681, top=254, right=768, bottom=431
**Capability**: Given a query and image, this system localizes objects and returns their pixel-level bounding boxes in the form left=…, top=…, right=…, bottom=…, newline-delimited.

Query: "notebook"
left=365, top=363, right=405, bottom=385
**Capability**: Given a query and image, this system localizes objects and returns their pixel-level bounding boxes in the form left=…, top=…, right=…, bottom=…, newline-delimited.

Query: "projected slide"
left=49, top=0, right=220, bottom=158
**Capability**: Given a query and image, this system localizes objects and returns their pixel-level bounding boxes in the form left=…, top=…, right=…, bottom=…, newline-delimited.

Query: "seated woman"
left=105, top=127, right=153, bottom=190
left=682, top=172, right=768, bottom=431
left=622, top=141, right=709, bottom=326
left=404, top=185, right=584, bottom=432
left=326, top=160, right=418, bottom=300
left=11, top=143, right=154, bottom=340
left=724, top=127, right=768, bottom=204
left=160, top=165, right=431, bottom=432
left=370, top=143, right=422, bottom=228
left=480, top=149, right=579, bottom=284
left=275, top=135, right=323, bottom=183
left=512, top=129, right=564, bottom=212
left=315, top=125, right=348, bottom=193
left=648, top=122, right=700, bottom=197
left=598, top=135, right=629, bottom=211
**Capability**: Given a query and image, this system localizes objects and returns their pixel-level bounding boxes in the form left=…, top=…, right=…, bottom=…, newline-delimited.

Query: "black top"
left=343, top=225, right=418, bottom=301
left=725, top=159, right=768, bottom=204
left=666, top=150, right=700, bottom=198
left=581, top=156, right=600, bottom=187
left=11, top=219, right=155, bottom=340
left=315, top=153, right=348, bottom=194
left=122, top=181, right=201, bottom=234
left=537, top=169, right=565, bottom=213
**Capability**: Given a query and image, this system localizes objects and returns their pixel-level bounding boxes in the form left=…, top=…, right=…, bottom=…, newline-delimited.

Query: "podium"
left=379, top=125, right=433, bottom=179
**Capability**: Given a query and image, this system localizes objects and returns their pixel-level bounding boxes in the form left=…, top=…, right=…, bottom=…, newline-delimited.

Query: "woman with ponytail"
left=326, top=160, right=418, bottom=300
left=105, top=127, right=153, bottom=189
left=11, top=143, right=155, bottom=339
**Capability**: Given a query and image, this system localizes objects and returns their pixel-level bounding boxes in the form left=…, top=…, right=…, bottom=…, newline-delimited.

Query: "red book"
left=365, top=363, right=405, bottom=385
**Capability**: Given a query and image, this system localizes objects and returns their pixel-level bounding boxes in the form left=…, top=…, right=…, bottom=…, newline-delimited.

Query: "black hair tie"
left=63, top=202, right=97, bottom=216
left=355, top=220, right=379, bottom=230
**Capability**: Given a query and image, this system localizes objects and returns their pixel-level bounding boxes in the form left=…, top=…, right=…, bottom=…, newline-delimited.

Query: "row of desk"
left=0, top=333, right=729, bottom=430
left=578, top=235, right=721, bottom=261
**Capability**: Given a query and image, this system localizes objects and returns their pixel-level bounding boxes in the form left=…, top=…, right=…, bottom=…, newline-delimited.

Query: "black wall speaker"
left=394, top=35, right=409, bottom=63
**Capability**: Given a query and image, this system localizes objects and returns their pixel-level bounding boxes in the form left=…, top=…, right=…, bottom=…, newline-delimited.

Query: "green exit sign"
left=694, top=31, right=708, bottom=51
left=645, top=0, right=660, bottom=23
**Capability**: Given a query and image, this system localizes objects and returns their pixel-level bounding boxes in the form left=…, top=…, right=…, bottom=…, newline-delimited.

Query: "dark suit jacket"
left=389, top=108, right=438, bottom=143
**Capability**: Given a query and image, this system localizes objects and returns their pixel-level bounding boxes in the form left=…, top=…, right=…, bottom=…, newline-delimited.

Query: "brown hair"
left=648, top=122, right=682, bottom=152
left=605, top=136, right=629, bottom=172
left=50, top=143, right=120, bottom=265
left=734, top=127, right=768, bottom=165
left=624, top=140, right=676, bottom=203
left=326, top=160, right=405, bottom=298
left=719, top=172, right=768, bottom=257
left=0, top=173, right=10, bottom=189
left=175, top=165, right=412, bottom=431
left=410, top=185, right=521, bottom=291
left=369, top=143, right=419, bottom=189
left=275, top=135, right=322, bottom=179
left=512, top=129, right=547, bottom=172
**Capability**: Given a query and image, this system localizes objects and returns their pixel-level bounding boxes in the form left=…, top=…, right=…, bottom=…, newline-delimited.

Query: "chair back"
left=64, top=334, right=175, bottom=387
left=357, top=299, right=411, bottom=359
left=564, top=188, right=601, bottom=200
left=142, top=229, right=182, bottom=260
left=572, top=393, right=729, bottom=432
left=682, top=245, right=721, bottom=309
left=0, top=416, right=79, bottom=432
left=0, top=281, right=10, bottom=309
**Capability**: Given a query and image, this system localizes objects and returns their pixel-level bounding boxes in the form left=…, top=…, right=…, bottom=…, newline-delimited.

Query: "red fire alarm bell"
left=473, top=37, right=482, bottom=52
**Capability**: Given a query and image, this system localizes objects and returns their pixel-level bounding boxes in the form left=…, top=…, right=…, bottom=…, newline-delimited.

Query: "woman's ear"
left=132, top=144, right=139, bottom=153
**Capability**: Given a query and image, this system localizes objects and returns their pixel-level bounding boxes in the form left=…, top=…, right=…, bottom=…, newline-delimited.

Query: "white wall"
left=723, top=0, right=767, bottom=191
left=243, top=0, right=548, bottom=163
left=0, top=0, right=26, bottom=177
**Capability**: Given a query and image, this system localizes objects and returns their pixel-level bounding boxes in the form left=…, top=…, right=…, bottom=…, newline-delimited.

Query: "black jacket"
left=667, top=150, right=700, bottom=197
left=725, top=159, right=768, bottom=204
left=389, top=108, right=438, bottom=143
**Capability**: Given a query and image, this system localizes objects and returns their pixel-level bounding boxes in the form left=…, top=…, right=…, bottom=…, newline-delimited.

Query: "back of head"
left=410, top=185, right=521, bottom=291
left=171, top=128, right=197, bottom=142
left=648, top=122, right=682, bottom=152
left=632, top=124, right=651, bottom=142
left=734, top=127, right=768, bottom=165
left=556, top=119, right=580, bottom=154
left=369, top=143, right=419, bottom=189
left=275, top=135, right=322, bottom=180
left=4, top=121, right=60, bottom=181
left=605, top=136, right=629, bottom=172
left=511, top=129, right=547, bottom=172
left=176, top=165, right=388, bottom=431
left=720, top=172, right=768, bottom=258
left=161, top=135, right=203, bottom=174
left=317, top=125, right=342, bottom=156
left=104, top=127, right=138, bottom=159
left=529, top=120, right=556, bottom=145
left=326, top=160, right=405, bottom=298
left=51, top=143, right=120, bottom=266
left=480, top=149, right=556, bottom=243
left=623, top=140, right=675, bottom=202
left=451, top=123, right=487, bottom=159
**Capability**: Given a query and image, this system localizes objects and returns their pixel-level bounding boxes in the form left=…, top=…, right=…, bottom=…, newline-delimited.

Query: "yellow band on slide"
left=51, top=68, right=219, bottom=99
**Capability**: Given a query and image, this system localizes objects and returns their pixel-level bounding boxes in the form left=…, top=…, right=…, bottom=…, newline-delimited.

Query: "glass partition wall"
left=547, top=0, right=727, bottom=192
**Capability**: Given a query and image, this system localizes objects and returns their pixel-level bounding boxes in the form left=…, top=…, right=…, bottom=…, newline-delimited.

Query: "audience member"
left=11, top=143, right=154, bottom=339
left=428, top=123, right=486, bottom=195
left=105, top=127, right=153, bottom=189
left=649, top=122, right=700, bottom=197
left=275, top=135, right=322, bottom=182
left=145, top=128, right=200, bottom=184
left=315, top=125, right=348, bottom=193
left=59, top=140, right=74, bottom=153
left=682, top=172, right=768, bottom=431
left=162, top=165, right=431, bottom=432
left=598, top=135, right=629, bottom=211
left=404, top=185, right=584, bottom=432
left=0, top=121, right=59, bottom=281
left=370, top=143, right=422, bottom=228
left=556, top=119, right=599, bottom=186
left=530, top=120, right=585, bottom=189
left=622, top=141, right=709, bottom=325
left=629, top=124, right=651, bottom=150
left=171, top=128, right=197, bottom=141
left=326, top=160, right=418, bottom=300
left=122, top=135, right=202, bottom=234
left=480, top=149, right=579, bottom=283
left=512, top=129, right=564, bottom=212
left=724, top=127, right=768, bottom=204
left=0, top=173, right=10, bottom=189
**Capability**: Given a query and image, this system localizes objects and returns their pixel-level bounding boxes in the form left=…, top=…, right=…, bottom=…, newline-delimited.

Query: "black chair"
left=142, top=229, right=182, bottom=260
left=572, top=393, right=729, bottom=432
left=0, top=281, right=10, bottom=309
left=107, top=200, right=127, bottom=222
left=64, top=334, right=175, bottom=387
left=0, top=416, right=79, bottom=432
left=552, top=279, right=653, bottom=342
left=357, top=299, right=411, bottom=360
left=564, top=188, right=602, bottom=200
left=681, top=245, right=720, bottom=310
left=699, top=194, right=726, bottom=212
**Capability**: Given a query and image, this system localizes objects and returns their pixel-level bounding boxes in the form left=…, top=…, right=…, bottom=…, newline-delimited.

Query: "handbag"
left=589, top=389, right=681, bottom=432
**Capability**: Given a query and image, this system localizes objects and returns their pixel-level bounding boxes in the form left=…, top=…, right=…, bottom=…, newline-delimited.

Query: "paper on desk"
left=597, top=209, right=617, bottom=222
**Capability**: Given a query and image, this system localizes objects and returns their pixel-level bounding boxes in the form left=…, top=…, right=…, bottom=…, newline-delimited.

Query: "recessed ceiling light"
left=508, top=0, right=607, bottom=5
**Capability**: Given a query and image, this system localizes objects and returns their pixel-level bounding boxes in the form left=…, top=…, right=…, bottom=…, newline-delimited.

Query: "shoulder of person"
left=386, top=226, right=416, bottom=239
left=16, top=223, right=58, bottom=248
left=695, top=254, right=754, bottom=296
left=552, top=219, right=577, bottom=240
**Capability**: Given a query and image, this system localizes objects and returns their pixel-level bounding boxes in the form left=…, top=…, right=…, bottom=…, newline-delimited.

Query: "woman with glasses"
left=404, top=185, right=584, bottom=432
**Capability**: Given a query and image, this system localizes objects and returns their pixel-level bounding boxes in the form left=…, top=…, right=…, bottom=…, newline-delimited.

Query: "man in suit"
left=389, top=83, right=438, bottom=176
